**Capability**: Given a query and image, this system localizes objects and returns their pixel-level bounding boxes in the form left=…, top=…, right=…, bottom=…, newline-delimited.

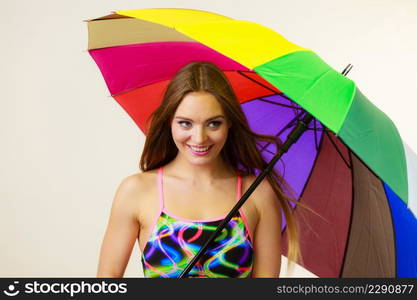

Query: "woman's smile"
left=187, top=144, right=214, bottom=156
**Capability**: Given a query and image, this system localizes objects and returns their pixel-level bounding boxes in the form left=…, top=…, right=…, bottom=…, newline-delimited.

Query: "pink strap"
left=157, top=167, right=164, bottom=211
left=236, top=173, right=254, bottom=242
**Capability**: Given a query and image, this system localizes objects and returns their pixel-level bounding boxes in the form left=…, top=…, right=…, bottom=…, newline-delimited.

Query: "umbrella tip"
left=341, top=64, right=353, bottom=76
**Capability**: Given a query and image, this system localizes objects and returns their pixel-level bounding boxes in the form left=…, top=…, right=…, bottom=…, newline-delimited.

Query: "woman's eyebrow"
left=174, top=115, right=225, bottom=121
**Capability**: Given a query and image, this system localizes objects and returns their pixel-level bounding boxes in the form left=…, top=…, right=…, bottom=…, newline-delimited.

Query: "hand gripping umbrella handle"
left=179, top=65, right=353, bottom=278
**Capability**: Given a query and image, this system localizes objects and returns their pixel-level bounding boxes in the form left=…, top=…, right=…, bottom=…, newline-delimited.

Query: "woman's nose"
left=193, top=126, right=207, bottom=144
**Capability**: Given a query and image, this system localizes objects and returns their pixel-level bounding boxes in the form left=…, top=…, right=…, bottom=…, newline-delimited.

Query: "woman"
left=97, top=61, right=300, bottom=278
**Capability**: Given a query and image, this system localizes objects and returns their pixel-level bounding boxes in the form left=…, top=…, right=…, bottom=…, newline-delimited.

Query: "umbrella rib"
left=314, top=119, right=320, bottom=151
left=242, top=92, right=282, bottom=104
left=324, top=130, right=352, bottom=169
left=237, top=70, right=280, bottom=94
left=257, top=112, right=323, bottom=154
left=258, top=97, right=304, bottom=110
left=258, top=112, right=303, bottom=153
left=339, top=149, right=355, bottom=277
left=259, top=127, right=324, bottom=156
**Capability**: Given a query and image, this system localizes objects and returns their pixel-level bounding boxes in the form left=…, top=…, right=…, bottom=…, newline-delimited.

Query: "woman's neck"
left=164, top=154, right=235, bottom=185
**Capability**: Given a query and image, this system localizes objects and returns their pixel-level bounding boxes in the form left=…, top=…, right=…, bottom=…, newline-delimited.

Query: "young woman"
left=97, top=61, right=299, bottom=278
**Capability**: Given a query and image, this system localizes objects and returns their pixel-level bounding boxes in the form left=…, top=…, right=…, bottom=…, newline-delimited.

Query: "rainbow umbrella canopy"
left=86, top=8, right=417, bottom=278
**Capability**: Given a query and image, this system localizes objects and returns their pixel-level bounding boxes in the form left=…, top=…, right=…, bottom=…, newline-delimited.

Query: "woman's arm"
left=96, top=175, right=141, bottom=277
left=251, top=178, right=282, bottom=278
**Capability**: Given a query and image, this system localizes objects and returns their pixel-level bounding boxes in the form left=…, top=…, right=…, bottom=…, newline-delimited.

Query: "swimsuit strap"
left=157, top=167, right=165, bottom=212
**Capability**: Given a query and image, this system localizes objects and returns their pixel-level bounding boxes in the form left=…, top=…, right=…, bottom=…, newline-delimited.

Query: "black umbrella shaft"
left=179, top=113, right=314, bottom=278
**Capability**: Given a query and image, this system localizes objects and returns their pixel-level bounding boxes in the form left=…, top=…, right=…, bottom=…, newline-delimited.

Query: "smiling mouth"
left=187, top=144, right=213, bottom=155
left=188, top=145, right=212, bottom=151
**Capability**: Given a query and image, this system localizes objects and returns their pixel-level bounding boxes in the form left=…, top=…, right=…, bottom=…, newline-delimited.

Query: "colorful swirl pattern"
left=141, top=211, right=253, bottom=278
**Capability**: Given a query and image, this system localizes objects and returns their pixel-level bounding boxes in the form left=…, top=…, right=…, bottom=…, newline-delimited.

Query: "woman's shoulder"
left=241, top=174, right=280, bottom=212
left=119, top=169, right=158, bottom=189
left=113, top=169, right=160, bottom=221
left=113, top=169, right=159, bottom=205
left=241, top=174, right=275, bottom=195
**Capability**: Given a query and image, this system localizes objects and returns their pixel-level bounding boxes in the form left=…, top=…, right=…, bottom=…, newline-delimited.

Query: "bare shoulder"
left=118, top=170, right=156, bottom=193
left=242, top=174, right=281, bottom=213
left=112, top=170, right=158, bottom=219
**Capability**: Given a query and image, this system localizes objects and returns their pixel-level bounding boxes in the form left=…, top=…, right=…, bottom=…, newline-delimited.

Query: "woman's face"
left=171, top=91, right=230, bottom=166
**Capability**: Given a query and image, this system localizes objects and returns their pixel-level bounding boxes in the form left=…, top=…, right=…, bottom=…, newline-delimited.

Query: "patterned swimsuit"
left=141, top=167, right=254, bottom=278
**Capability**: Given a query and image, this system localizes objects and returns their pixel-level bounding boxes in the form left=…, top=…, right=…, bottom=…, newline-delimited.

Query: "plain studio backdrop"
left=1, top=0, right=416, bottom=277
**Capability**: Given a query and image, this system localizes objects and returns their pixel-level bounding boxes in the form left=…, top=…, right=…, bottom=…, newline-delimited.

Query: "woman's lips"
left=187, top=145, right=213, bottom=156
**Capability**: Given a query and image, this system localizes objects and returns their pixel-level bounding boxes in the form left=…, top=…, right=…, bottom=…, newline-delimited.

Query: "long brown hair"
left=140, top=61, right=300, bottom=267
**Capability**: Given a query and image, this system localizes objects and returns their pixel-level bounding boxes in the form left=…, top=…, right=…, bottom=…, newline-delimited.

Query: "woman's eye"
left=178, top=121, right=192, bottom=128
left=208, top=121, right=222, bottom=128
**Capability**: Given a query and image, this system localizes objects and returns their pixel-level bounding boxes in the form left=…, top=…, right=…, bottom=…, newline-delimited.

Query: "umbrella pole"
left=179, top=65, right=353, bottom=278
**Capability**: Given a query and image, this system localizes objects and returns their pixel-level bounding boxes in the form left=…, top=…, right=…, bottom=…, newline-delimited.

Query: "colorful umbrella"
left=86, top=8, right=417, bottom=278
